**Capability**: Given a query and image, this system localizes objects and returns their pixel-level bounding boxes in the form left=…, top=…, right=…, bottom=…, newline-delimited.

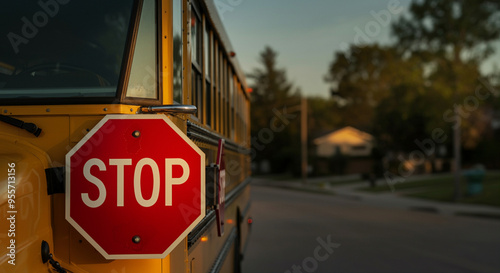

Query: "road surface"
left=242, top=185, right=500, bottom=273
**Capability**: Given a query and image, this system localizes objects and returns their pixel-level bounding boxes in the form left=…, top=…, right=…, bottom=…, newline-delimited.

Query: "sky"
left=216, top=0, right=500, bottom=98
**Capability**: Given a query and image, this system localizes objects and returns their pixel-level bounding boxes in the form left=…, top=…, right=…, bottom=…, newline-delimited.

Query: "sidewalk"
left=251, top=176, right=500, bottom=219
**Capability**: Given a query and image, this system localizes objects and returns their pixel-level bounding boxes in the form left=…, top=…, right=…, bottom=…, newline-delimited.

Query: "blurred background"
left=218, top=0, right=500, bottom=272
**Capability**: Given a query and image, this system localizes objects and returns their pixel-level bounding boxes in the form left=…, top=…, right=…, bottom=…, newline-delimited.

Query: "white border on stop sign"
left=65, top=114, right=206, bottom=259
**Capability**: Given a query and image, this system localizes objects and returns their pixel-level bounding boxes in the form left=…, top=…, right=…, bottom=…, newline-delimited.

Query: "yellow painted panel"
left=162, top=0, right=174, bottom=105
left=0, top=116, right=70, bottom=165
left=0, top=136, right=53, bottom=272
left=69, top=116, right=104, bottom=143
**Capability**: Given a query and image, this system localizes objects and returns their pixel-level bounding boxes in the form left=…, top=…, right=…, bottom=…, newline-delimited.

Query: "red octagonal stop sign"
left=65, top=115, right=205, bottom=259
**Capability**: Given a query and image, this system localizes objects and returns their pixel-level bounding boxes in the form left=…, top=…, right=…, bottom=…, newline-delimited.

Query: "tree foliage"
left=307, top=96, right=342, bottom=137
left=324, top=0, right=500, bottom=155
left=392, top=0, right=500, bottom=62
left=325, top=44, right=428, bottom=130
left=249, top=46, right=300, bottom=131
left=249, top=46, right=301, bottom=173
left=392, top=0, right=500, bottom=150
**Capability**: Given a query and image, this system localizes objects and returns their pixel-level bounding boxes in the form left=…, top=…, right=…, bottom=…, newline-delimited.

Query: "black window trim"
left=0, top=0, right=146, bottom=106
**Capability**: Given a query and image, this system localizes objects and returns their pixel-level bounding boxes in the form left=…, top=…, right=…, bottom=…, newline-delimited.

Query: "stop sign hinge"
left=45, top=167, right=65, bottom=195
left=206, top=164, right=219, bottom=209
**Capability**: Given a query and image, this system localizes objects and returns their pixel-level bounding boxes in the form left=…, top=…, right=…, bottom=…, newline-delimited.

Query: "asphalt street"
left=241, top=185, right=500, bottom=273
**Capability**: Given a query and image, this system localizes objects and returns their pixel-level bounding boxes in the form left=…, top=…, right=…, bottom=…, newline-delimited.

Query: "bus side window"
left=191, top=5, right=202, bottom=120
left=126, top=0, right=157, bottom=99
left=214, top=41, right=219, bottom=132
left=173, top=0, right=183, bottom=103
left=204, top=21, right=212, bottom=127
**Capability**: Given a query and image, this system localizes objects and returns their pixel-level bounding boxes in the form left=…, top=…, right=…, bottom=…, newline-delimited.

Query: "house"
left=313, top=126, right=374, bottom=157
left=312, top=126, right=376, bottom=175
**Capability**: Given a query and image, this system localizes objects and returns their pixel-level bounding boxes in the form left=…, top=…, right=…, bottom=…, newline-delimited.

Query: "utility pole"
left=452, top=67, right=461, bottom=201
left=453, top=108, right=462, bottom=201
left=301, top=97, right=308, bottom=184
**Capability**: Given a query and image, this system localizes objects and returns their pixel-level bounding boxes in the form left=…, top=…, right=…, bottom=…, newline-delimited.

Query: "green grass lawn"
left=327, top=177, right=364, bottom=186
left=409, top=173, right=500, bottom=207
left=361, top=174, right=454, bottom=193
left=361, top=172, right=500, bottom=207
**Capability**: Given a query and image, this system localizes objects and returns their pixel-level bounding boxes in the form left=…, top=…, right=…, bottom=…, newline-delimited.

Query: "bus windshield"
left=0, top=0, right=135, bottom=101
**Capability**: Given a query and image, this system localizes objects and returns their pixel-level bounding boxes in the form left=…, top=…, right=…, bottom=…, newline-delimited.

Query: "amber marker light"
left=227, top=219, right=233, bottom=224
left=201, top=236, right=208, bottom=242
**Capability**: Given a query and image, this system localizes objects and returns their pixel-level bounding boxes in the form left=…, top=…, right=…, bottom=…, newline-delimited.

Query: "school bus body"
left=0, top=0, right=251, bottom=272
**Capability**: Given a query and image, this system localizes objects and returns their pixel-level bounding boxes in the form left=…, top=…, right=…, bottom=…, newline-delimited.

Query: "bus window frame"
left=190, top=0, right=203, bottom=122
left=203, top=15, right=212, bottom=128
left=213, top=39, right=219, bottom=132
left=122, top=0, right=163, bottom=106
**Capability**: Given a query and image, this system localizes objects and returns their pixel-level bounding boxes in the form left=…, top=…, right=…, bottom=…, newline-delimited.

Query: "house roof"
left=313, top=126, right=374, bottom=146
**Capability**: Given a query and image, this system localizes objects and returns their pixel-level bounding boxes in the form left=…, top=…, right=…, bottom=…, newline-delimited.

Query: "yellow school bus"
left=0, top=0, right=252, bottom=272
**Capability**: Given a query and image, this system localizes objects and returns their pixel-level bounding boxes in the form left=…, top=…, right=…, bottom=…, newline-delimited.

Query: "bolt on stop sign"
left=65, top=115, right=205, bottom=259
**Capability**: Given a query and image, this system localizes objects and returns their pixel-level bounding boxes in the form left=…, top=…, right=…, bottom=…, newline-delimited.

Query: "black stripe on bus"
left=187, top=121, right=250, bottom=154
left=187, top=177, right=251, bottom=248
left=209, top=227, right=237, bottom=273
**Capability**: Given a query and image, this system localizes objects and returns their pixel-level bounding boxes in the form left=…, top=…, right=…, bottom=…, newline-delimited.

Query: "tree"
left=325, top=45, right=394, bottom=128
left=325, top=44, right=427, bottom=130
left=307, top=96, right=342, bottom=137
left=391, top=0, right=500, bottom=200
left=249, top=46, right=301, bottom=173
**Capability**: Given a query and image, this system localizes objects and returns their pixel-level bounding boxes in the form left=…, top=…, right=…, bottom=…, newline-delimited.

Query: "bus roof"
left=202, top=0, right=249, bottom=98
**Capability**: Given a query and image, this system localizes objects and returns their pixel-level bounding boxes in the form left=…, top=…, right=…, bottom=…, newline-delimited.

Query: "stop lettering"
left=82, top=158, right=190, bottom=208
